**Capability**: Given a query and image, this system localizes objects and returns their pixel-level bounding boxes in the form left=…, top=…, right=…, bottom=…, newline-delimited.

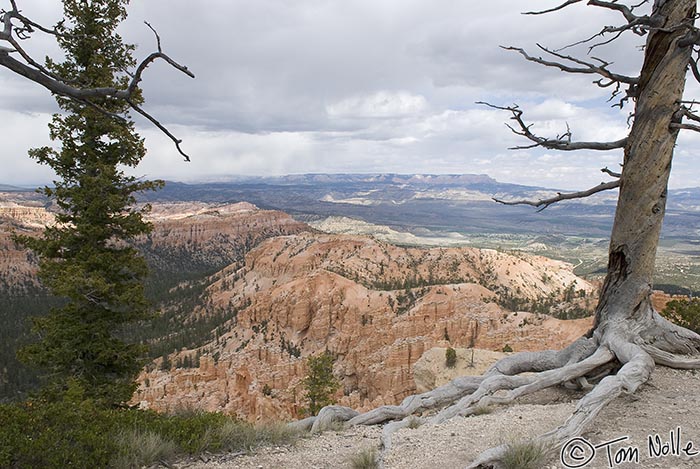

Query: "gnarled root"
left=464, top=321, right=697, bottom=468
left=291, top=315, right=700, bottom=469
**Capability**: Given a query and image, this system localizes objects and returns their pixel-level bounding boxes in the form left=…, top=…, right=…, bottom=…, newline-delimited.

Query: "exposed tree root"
left=291, top=315, right=700, bottom=468
left=428, top=346, right=614, bottom=425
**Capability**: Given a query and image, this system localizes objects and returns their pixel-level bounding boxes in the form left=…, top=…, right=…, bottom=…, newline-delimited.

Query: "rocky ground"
left=174, top=366, right=699, bottom=469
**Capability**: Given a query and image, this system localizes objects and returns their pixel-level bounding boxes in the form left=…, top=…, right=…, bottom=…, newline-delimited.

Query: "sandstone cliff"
left=0, top=200, right=307, bottom=294
left=139, top=201, right=308, bottom=275
left=0, top=204, right=54, bottom=293
left=133, top=233, right=596, bottom=421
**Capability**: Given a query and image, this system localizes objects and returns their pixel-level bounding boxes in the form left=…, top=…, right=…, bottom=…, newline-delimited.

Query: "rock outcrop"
left=133, top=233, right=596, bottom=421
left=139, top=201, right=308, bottom=274
left=0, top=204, right=54, bottom=293
left=412, top=347, right=508, bottom=393
left=0, top=200, right=308, bottom=294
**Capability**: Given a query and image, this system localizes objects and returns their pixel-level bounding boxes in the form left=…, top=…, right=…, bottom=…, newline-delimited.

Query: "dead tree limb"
left=0, top=2, right=194, bottom=161
left=493, top=180, right=621, bottom=211
left=478, top=102, right=628, bottom=151
left=502, top=45, right=639, bottom=86
left=601, top=166, right=622, bottom=178
left=525, top=0, right=655, bottom=26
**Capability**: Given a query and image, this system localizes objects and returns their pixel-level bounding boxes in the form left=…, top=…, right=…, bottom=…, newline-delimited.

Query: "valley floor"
left=175, top=366, right=699, bottom=469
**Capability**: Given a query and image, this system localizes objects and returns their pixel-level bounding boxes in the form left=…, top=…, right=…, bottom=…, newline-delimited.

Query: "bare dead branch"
left=0, top=3, right=194, bottom=160
left=523, top=0, right=583, bottom=16
left=144, top=21, right=161, bottom=52
left=689, top=54, right=700, bottom=83
left=671, top=106, right=700, bottom=134
left=588, top=0, right=640, bottom=23
left=508, top=44, right=638, bottom=85
left=675, top=105, right=700, bottom=122
left=126, top=49, right=194, bottom=97
left=525, top=0, right=648, bottom=23
left=528, top=0, right=661, bottom=57
left=677, top=25, right=700, bottom=47
left=601, top=166, right=622, bottom=178
left=477, top=102, right=628, bottom=151
left=503, top=44, right=639, bottom=106
left=493, top=180, right=621, bottom=212
left=0, top=6, right=76, bottom=84
left=126, top=98, right=190, bottom=162
left=670, top=122, right=700, bottom=133
left=558, top=27, right=632, bottom=56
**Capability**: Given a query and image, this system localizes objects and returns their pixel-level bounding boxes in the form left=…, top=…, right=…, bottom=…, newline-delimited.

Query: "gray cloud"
left=2, top=0, right=698, bottom=189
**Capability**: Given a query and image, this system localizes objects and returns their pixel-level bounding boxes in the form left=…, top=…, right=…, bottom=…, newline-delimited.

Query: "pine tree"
left=303, top=351, right=340, bottom=416
left=15, top=0, right=161, bottom=406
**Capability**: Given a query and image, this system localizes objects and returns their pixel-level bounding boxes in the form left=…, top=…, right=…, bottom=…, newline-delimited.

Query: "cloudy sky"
left=2, top=0, right=699, bottom=189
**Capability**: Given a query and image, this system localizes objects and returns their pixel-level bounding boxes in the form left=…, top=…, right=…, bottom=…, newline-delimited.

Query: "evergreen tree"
left=661, top=298, right=700, bottom=334
left=302, top=351, right=340, bottom=416
left=15, top=0, right=161, bottom=406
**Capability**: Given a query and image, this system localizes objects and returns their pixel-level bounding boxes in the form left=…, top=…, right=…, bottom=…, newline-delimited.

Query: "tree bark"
left=594, top=0, right=696, bottom=330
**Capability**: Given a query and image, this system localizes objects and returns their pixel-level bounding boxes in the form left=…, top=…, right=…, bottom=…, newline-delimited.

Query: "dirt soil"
left=176, top=366, right=700, bottom=469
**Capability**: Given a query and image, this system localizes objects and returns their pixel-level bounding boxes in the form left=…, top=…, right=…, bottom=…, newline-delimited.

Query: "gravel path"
left=179, top=367, right=700, bottom=469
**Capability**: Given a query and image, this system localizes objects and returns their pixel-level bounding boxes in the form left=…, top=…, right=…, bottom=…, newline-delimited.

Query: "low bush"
left=349, top=447, right=379, bottom=469
left=111, top=428, right=178, bottom=468
left=0, top=399, right=117, bottom=468
left=661, top=298, right=700, bottom=333
left=0, top=399, right=299, bottom=469
left=445, top=347, right=457, bottom=368
left=214, top=420, right=299, bottom=453
left=501, top=439, right=546, bottom=469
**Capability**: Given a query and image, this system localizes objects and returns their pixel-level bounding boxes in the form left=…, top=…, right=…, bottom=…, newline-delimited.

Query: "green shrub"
left=501, top=440, right=546, bottom=469
left=303, top=351, right=340, bottom=416
left=139, top=410, right=229, bottom=454
left=445, top=347, right=457, bottom=368
left=661, top=298, right=700, bottom=333
left=214, top=420, right=299, bottom=453
left=0, top=399, right=117, bottom=469
left=349, top=447, right=379, bottom=469
left=111, top=428, right=178, bottom=468
left=0, top=400, right=299, bottom=469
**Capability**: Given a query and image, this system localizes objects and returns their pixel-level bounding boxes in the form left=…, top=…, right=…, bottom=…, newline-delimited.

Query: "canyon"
left=2, top=190, right=682, bottom=425
left=131, top=230, right=597, bottom=421
left=0, top=195, right=308, bottom=399
left=3, top=187, right=684, bottom=424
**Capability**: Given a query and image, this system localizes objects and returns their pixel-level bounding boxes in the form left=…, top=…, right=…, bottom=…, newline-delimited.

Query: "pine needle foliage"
left=661, top=298, right=700, bottom=334
left=303, top=351, right=340, bottom=416
left=14, top=0, right=162, bottom=406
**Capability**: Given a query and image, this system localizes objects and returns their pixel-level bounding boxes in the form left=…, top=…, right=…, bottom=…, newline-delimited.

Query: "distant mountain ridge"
left=127, top=173, right=699, bottom=240
left=208, top=173, right=500, bottom=187
left=3, top=172, right=700, bottom=288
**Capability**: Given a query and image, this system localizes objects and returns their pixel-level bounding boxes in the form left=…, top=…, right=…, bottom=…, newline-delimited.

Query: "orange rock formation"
left=133, top=233, right=597, bottom=421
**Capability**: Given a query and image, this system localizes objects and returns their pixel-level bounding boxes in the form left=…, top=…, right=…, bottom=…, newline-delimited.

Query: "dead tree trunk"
left=596, top=0, right=694, bottom=331
left=294, top=1, right=700, bottom=467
